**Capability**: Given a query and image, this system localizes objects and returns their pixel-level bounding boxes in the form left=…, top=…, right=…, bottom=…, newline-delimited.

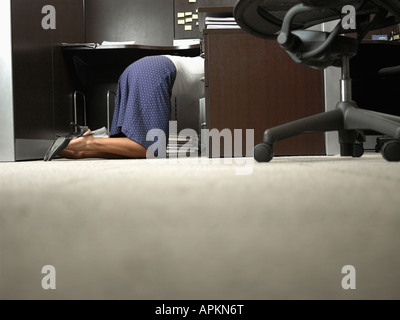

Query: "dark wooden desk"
left=62, top=43, right=201, bottom=130
left=62, top=43, right=201, bottom=89
left=203, top=29, right=326, bottom=157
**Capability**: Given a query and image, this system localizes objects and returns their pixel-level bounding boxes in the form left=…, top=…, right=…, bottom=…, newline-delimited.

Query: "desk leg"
left=73, top=90, right=87, bottom=130
left=107, top=90, right=116, bottom=133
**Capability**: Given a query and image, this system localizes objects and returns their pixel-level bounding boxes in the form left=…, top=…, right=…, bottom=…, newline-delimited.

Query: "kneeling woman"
left=59, top=54, right=204, bottom=160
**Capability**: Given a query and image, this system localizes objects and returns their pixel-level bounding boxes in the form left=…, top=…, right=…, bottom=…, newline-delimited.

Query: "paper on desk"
left=61, top=42, right=98, bottom=48
left=101, top=40, right=136, bottom=46
left=206, top=24, right=241, bottom=29
left=92, top=127, right=110, bottom=138
left=205, top=17, right=236, bottom=22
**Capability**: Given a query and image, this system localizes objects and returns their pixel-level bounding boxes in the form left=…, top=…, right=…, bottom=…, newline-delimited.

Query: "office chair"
left=233, top=0, right=400, bottom=162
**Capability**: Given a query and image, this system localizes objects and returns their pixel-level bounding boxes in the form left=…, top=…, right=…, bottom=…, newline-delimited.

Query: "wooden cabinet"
left=203, top=29, right=326, bottom=157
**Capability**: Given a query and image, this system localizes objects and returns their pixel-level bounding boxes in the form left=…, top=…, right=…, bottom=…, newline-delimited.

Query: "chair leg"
left=263, top=108, right=344, bottom=144
left=343, top=105, right=400, bottom=140
left=255, top=100, right=400, bottom=162
left=342, top=106, right=400, bottom=161
left=367, top=110, right=400, bottom=123
left=254, top=109, right=344, bottom=162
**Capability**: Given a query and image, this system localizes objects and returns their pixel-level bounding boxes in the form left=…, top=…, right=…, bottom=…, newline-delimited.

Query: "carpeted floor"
left=0, top=152, right=399, bottom=300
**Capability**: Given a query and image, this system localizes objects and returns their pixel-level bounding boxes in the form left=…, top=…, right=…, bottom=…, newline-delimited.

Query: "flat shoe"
left=44, top=122, right=89, bottom=161
left=44, top=136, right=72, bottom=161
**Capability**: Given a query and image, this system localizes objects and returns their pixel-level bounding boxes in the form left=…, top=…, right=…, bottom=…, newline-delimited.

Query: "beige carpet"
left=0, top=153, right=399, bottom=300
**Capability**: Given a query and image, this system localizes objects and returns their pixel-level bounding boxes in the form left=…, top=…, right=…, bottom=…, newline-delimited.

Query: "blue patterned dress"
left=110, top=55, right=177, bottom=153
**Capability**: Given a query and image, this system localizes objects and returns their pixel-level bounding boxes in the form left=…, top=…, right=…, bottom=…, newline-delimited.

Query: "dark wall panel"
left=86, top=0, right=174, bottom=46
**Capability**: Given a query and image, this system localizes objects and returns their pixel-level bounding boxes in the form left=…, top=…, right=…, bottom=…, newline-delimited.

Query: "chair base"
left=255, top=100, right=400, bottom=162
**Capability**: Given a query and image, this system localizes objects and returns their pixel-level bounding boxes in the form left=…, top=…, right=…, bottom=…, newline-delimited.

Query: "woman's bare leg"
left=59, top=130, right=147, bottom=159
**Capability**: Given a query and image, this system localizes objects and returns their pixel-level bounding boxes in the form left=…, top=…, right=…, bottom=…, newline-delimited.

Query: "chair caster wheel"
left=352, top=143, right=364, bottom=158
left=340, top=142, right=364, bottom=157
left=381, top=140, right=400, bottom=162
left=375, top=136, right=395, bottom=153
left=254, top=143, right=274, bottom=162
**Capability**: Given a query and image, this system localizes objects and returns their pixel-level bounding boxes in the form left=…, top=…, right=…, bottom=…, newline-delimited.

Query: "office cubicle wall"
left=324, top=67, right=341, bottom=156
left=322, top=22, right=341, bottom=156
left=12, top=0, right=59, bottom=160
left=85, top=0, right=174, bottom=46
left=174, top=0, right=201, bottom=40
left=0, top=0, right=85, bottom=161
left=0, top=0, right=15, bottom=161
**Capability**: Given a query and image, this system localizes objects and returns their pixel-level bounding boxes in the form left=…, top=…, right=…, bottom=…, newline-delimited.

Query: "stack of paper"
left=100, top=40, right=136, bottom=46
left=167, top=134, right=199, bottom=158
left=205, top=16, right=240, bottom=29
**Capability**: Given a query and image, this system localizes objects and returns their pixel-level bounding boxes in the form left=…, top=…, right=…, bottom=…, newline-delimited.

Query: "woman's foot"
left=58, top=129, right=147, bottom=159
left=59, top=130, right=94, bottom=159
